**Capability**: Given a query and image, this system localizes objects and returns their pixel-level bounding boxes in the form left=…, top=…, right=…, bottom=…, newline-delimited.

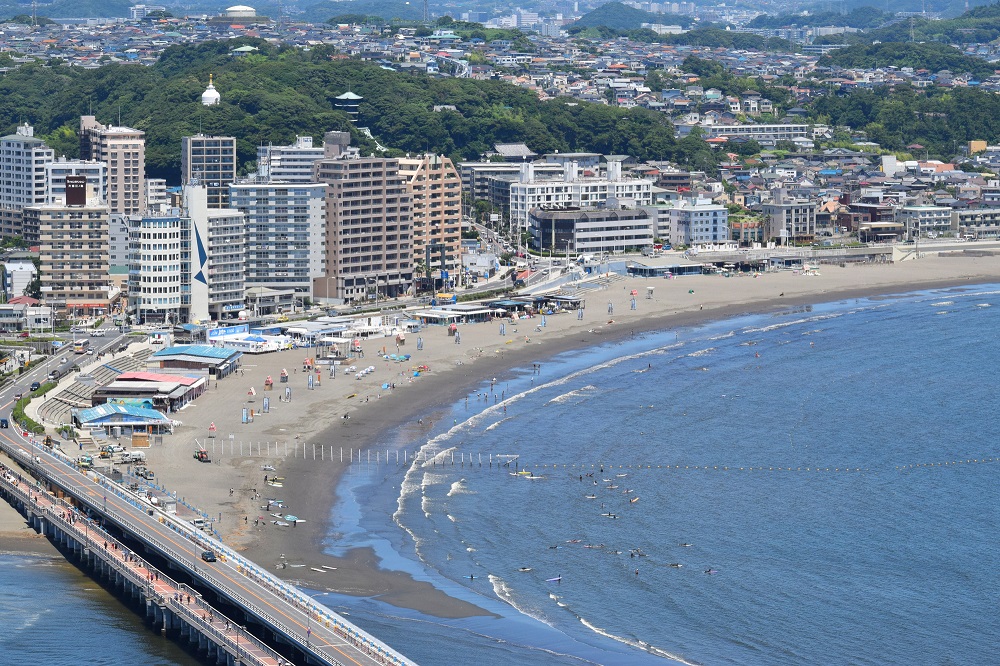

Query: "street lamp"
left=306, top=591, right=328, bottom=648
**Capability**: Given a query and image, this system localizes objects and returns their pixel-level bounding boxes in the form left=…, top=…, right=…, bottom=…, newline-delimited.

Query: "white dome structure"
left=226, top=5, right=257, bottom=18
left=202, top=74, right=220, bottom=106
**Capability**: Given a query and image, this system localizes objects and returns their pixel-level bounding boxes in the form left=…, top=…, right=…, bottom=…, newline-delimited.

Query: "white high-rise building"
left=229, top=181, right=326, bottom=299
left=185, top=184, right=246, bottom=322
left=256, top=136, right=324, bottom=183
left=127, top=210, right=188, bottom=325
left=0, top=123, right=54, bottom=238
left=509, top=160, right=654, bottom=230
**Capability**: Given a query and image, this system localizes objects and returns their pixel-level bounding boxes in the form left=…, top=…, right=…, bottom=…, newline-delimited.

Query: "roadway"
left=0, top=325, right=410, bottom=666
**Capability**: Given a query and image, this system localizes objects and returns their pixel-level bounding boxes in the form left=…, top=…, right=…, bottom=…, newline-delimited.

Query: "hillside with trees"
left=818, top=42, right=996, bottom=79
left=0, top=39, right=684, bottom=181
left=747, top=7, right=893, bottom=29
left=572, top=2, right=668, bottom=30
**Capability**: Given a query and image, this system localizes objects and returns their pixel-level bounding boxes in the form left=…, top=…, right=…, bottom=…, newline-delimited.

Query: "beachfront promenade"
left=0, top=432, right=413, bottom=666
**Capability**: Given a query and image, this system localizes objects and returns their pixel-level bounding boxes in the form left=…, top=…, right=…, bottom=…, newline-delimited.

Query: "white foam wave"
left=447, top=478, right=473, bottom=497
left=421, top=495, right=431, bottom=518
left=708, top=330, right=735, bottom=341
left=547, top=385, right=599, bottom=405
left=447, top=514, right=456, bottom=523
left=686, top=347, right=715, bottom=358
left=419, top=447, right=458, bottom=468
left=741, top=311, right=844, bottom=335
left=485, top=417, right=513, bottom=432
left=931, top=301, right=954, bottom=306
left=577, top=616, right=702, bottom=665
left=489, top=574, right=554, bottom=626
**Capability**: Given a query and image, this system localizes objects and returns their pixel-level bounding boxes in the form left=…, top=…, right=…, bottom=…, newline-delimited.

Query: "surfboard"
left=546, top=576, right=562, bottom=582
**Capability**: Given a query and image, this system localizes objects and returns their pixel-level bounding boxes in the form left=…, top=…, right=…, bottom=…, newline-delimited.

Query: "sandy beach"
left=9, top=252, right=1000, bottom=620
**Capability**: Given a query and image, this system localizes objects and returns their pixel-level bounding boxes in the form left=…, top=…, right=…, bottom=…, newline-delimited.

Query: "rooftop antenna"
left=32, top=0, right=36, bottom=27
left=118, top=105, right=122, bottom=127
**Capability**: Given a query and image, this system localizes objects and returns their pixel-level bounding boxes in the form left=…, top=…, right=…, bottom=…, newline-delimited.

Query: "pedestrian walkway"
left=0, top=461, right=286, bottom=666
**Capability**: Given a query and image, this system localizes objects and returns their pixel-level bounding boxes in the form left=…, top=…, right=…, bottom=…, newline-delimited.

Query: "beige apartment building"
left=80, top=115, right=146, bottom=215
left=313, top=132, right=412, bottom=303
left=29, top=202, right=111, bottom=315
left=397, top=154, right=462, bottom=285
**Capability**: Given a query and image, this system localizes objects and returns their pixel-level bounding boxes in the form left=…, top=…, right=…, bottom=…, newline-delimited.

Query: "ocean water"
left=325, top=285, right=1000, bottom=666
left=0, top=552, right=202, bottom=665
left=6, top=285, right=1000, bottom=666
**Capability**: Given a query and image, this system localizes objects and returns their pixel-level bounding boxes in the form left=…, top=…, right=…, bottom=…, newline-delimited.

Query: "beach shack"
left=71, top=403, right=175, bottom=436
left=90, top=371, right=207, bottom=413
left=148, top=345, right=242, bottom=379
left=626, top=259, right=705, bottom=278
left=413, top=303, right=499, bottom=326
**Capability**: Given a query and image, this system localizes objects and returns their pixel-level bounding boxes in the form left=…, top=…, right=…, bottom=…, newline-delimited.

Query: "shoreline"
left=10, top=255, right=1000, bottom=625
left=221, top=257, right=1000, bottom=618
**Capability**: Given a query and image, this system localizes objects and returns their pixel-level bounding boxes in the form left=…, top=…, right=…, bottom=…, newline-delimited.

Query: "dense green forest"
left=818, top=42, right=997, bottom=78
left=0, top=39, right=694, bottom=181
left=809, top=85, right=1000, bottom=155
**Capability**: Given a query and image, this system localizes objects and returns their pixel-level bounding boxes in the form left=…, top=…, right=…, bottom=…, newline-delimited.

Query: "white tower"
left=201, top=74, right=221, bottom=106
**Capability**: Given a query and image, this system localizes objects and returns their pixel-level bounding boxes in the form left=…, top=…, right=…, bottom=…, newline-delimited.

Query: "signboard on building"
left=66, top=175, right=87, bottom=206
left=207, top=324, right=249, bottom=339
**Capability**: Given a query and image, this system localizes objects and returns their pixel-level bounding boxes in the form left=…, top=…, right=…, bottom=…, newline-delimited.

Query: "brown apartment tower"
left=80, top=115, right=145, bottom=215
left=313, top=132, right=413, bottom=303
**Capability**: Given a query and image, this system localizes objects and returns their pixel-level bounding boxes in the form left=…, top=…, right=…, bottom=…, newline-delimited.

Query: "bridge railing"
left=1, top=437, right=411, bottom=665
left=0, top=467, right=284, bottom=666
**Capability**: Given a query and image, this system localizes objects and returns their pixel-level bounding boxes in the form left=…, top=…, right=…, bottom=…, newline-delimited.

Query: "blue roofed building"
left=148, top=345, right=242, bottom=378
left=72, top=403, right=174, bottom=435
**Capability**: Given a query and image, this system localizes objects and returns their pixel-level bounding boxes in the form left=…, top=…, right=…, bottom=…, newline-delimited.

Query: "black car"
left=201, top=550, right=217, bottom=562
left=29, top=382, right=40, bottom=391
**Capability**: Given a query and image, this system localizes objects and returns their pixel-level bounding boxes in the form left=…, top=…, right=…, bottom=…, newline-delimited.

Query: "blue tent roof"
left=75, top=403, right=169, bottom=425
left=151, top=345, right=237, bottom=360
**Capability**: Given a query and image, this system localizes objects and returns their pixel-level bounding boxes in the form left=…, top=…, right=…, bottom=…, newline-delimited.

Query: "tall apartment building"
left=79, top=115, right=146, bottom=216
left=30, top=186, right=111, bottom=315
left=397, top=154, right=462, bottom=280
left=181, top=134, right=237, bottom=208
left=127, top=211, right=188, bottom=325
left=313, top=132, right=412, bottom=303
left=229, top=181, right=326, bottom=298
left=256, top=136, right=324, bottom=183
left=0, top=123, right=54, bottom=238
left=185, top=184, right=246, bottom=322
